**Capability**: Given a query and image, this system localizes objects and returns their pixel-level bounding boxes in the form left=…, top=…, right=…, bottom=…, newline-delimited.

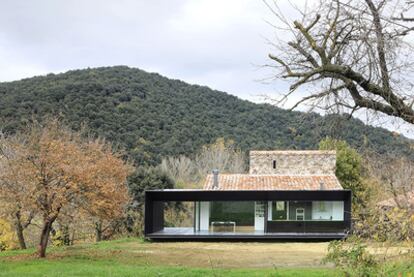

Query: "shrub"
left=0, top=219, right=16, bottom=251
left=324, top=237, right=378, bottom=277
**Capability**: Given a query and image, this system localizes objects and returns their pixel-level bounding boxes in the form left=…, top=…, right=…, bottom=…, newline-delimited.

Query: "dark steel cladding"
left=145, top=190, right=352, bottom=240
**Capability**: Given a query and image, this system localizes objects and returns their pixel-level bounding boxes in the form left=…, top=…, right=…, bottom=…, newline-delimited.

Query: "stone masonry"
left=249, top=150, right=336, bottom=175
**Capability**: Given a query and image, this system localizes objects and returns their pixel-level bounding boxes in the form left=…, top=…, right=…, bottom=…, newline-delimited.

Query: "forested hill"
left=0, top=66, right=412, bottom=165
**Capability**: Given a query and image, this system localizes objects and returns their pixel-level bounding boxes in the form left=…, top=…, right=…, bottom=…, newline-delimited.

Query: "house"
left=145, top=150, right=352, bottom=239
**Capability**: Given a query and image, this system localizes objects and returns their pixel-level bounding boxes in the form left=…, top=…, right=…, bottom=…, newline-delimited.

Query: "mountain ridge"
left=0, top=65, right=412, bottom=165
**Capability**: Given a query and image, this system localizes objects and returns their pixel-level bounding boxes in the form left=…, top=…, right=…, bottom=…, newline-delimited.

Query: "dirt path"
left=134, top=241, right=330, bottom=268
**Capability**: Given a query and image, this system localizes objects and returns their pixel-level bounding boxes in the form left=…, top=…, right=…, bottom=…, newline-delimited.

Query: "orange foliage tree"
left=0, top=134, right=35, bottom=249
left=1, top=120, right=132, bottom=258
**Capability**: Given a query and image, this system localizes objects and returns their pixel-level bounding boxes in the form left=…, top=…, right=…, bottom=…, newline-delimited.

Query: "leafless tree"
left=159, top=138, right=247, bottom=188
left=368, top=155, right=414, bottom=210
left=159, top=155, right=196, bottom=185
left=266, top=0, right=414, bottom=124
left=194, top=138, right=247, bottom=178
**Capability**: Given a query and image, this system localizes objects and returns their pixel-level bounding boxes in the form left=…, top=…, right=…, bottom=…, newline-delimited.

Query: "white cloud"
left=0, top=0, right=412, bottom=138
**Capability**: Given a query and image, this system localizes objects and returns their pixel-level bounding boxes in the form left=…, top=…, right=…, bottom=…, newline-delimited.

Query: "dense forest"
left=0, top=66, right=412, bottom=165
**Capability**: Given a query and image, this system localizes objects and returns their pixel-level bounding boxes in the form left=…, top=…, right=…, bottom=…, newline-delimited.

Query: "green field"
left=0, top=238, right=412, bottom=276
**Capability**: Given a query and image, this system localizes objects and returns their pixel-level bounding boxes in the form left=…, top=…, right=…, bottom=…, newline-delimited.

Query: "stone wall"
left=249, top=151, right=336, bottom=175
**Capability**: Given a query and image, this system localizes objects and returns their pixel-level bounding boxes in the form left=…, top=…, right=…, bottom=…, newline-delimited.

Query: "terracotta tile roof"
left=203, top=174, right=343, bottom=190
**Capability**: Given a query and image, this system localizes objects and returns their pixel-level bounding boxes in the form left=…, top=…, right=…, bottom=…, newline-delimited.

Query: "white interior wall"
left=312, top=201, right=333, bottom=220
left=199, top=201, right=210, bottom=230
left=332, top=201, right=344, bottom=220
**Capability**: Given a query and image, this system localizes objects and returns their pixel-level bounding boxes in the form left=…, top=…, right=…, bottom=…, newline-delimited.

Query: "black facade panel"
left=144, top=194, right=165, bottom=234
left=267, top=221, right=347, bottom=233
left=152, top=201, right=164, bottom=233
left=144, top=190, right=352, bottom=239
left=146, top=190, right=351, bottom=202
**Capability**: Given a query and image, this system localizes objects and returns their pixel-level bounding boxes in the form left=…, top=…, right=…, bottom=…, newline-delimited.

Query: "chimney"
left=212, top=169, right=219, bottom=189
left=319, top=181, right=325, bottom=190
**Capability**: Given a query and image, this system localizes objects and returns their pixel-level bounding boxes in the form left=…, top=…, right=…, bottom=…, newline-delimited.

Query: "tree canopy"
left=0, top=120, right=132, bottom=257
left=319, top=138, right=370, bottom=209
left=0, top=66, right=412, bottom=166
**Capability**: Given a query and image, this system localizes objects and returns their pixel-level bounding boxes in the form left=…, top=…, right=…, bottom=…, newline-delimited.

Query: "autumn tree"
left=0, top=134, right=35, bottom=249
left=266, top=0, right=414, bottom=124
left=0, top=120, right=132, bottom=257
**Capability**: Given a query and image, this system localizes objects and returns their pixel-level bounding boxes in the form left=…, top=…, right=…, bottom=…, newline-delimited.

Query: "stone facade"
left=249, top=150, right=336, bottom=175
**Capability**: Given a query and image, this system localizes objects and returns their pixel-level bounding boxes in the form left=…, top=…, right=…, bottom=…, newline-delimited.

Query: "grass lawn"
left=0, top=238, right=412, bottom=276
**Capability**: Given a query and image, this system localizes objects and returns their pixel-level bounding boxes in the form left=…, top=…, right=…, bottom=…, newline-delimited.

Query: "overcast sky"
left=0, top=0, right=412, bottom=137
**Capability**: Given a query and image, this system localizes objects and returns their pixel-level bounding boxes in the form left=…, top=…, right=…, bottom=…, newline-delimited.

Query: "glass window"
left=272, top=201, right=287, bottom=220
left=319, top=201, right=326, bottom=211
left=276, top=201, right=285, bottom=211
left=209, top=201, right=255, bottom=233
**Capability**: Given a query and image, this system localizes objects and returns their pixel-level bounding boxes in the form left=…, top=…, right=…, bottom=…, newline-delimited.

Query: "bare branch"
left=266, top=0, right=414, bottom=125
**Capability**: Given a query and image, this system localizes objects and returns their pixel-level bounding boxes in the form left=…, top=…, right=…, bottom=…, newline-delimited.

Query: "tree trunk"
left=95, top=221, right=102, bottom=242
left=70, top=228, right=76, bottom=246
left=38, top=218, right=55, bottom=258
left=14, top=211, right=27, bottom=249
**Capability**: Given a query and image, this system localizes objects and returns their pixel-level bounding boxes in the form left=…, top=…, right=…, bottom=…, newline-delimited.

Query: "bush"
left=354, top=207, right=414, bottom=242
left=0, top=219, right=16, bottom=251
left=51, top=230, right=65, bottom=247
left=324, top=237, right=378, bottom=277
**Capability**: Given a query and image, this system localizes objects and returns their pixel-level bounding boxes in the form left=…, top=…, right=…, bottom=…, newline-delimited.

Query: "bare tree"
left=266, top=0, right=414, bottom=124
left=367, top=154, right=414, bottom=210
left=194, top=138, right=247, bottom=178
left=159, top=138, right=247, bottom=188
left=159, top=155, right=196, bottom=186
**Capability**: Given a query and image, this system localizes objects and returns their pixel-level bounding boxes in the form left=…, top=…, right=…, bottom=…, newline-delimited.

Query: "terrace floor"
left=147, top=227, right=346, bottom=240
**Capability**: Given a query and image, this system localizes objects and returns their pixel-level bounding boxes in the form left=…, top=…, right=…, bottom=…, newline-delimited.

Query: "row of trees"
left=0, top=118, right=412, bottom=259
left=0, top=120, right=132, bottom=257
left=0, top=121, right=244, bottom=257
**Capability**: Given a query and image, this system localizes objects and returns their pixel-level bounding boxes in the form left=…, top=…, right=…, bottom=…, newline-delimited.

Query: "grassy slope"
left=0, top=261, right=334, bottom=277
left=0, top=239, right=335, bottom=276
left=1, top=239, right=413, bottom=277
